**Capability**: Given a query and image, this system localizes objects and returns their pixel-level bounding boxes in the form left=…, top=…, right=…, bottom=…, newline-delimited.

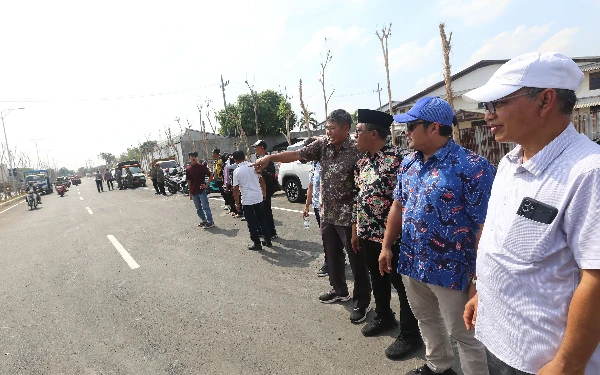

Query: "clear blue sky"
left=0, top=0, right=597, bottom=170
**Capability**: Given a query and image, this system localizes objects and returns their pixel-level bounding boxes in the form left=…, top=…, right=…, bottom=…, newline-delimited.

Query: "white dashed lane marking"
left=86, top=207, right=93, bottom=215
left=107, top=235, right=140, bottom=270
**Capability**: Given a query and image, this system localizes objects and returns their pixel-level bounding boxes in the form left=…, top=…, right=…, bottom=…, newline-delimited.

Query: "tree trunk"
left=439, top=23, right=460, bottom=145
left=285, top=114, right=291, bottom=146
left=376, top=24, right=396, bottom=145
left=299, top=79, right=312, bottom=137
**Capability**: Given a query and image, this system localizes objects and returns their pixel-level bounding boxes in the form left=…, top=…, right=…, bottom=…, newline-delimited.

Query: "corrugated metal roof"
left=575, top=95, right=600, bottom=109
left=580, top=62, right=600, bottom=72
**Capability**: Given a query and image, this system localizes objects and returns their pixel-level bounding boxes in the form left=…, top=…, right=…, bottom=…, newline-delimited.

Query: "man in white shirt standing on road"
left=232, top=150, right=271, bottom=251
left=463, top=52, right=600, bottom=375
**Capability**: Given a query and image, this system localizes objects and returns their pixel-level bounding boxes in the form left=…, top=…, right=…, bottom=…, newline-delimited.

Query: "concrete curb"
left=0, top=195, right=25, bottom=209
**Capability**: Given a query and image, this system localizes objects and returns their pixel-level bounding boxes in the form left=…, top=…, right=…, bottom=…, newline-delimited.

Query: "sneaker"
left=349, top=305, right=372, bottom=324
left=319, top=290, right=351, bottom=304
left=247, top=243, right=262, bottom=251
left=316, top=266, right=328, bottom=277
left=361, top=315, right=398, bottom=337
left=197, top=222, right=207, bottom=227
left=261, top=240, right=272, bottom=247
left=386, top=334, right=424, bottom=360
left=203, top=222, right=215, bottom=229
left=405, top=364, right=456, bottom=375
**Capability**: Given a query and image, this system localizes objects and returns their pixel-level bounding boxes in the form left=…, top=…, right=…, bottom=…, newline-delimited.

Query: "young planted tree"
left=376, top=23, right=396, bottom=145
left=318, top=40, right=334, bottom=125
left=277, top=89, right=294, bottom=146
left=299, top=79, right=312, bottom=137
left=98, top=152, right=117, bottom=168
left=439, top=22, right=460, bottom=145
left=245, top=80, right=260, bottom=137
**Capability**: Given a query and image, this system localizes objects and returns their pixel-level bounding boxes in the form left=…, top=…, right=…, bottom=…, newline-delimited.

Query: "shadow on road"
left=204, top=227, right=240, bottom=237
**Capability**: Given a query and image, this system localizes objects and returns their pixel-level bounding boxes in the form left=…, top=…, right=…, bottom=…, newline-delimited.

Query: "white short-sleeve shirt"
left=232, top=161, right=263, bottom=206
left=476, top=124, right=600, bottom=374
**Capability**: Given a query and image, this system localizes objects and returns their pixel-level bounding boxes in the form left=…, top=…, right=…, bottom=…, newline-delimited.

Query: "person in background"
left=150, top=164, right=160, bottom=194
left=463, top=52, right=600, bottom=375
left=115, top=167, right=123, bottom=190
left=252, top=140, right=278, bottom=239
left=104, top=168, right=114, bottom=191
left=95, top=170, right=104, bottom=193
left=302, top=137, right=327, bottom=277
left=186, top=151, right=215, bottom=228
left=156, top=163, right=166, bottom=196
left=125, top=167, right=133, bottom=189
left=232, top=150, right=271, bottom=250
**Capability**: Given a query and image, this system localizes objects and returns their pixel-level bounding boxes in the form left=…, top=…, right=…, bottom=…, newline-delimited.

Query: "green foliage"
left=297, top=111, right=319, bottom=131
left=98, top=152, right=117, bottom=166
left=351, top=110, right=358, bottom=125
left=58, top=167, right=75, bottom=176
left=217, top=90, right=296, bottom=137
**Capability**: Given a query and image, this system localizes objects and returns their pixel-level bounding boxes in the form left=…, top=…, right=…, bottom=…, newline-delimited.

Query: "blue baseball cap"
left=393, top=97, right=454, bottom=127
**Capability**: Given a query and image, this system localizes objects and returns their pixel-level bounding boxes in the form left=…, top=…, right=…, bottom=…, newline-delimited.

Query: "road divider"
left=86, top=207, right=93, bottom=215
left=107, top=235, right=140, bottom=269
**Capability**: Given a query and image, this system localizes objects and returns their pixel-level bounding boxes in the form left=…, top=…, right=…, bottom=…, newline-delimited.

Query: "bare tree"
left=278, top=87, right=293, bottom=146
left=376, top=23, right=397, bottom=145
left=439, top=22, right=460, bottom=145
left=245, top=80, right=260, bottom=137
left=164, top=125, right=180, bottom=166
left=318, top=39, right=334, bottom=125
left=230, top=105, right=250, bottom=160
left=205, top=99, right=217, bottom=134
left=299, top=79, right=312, bottom=137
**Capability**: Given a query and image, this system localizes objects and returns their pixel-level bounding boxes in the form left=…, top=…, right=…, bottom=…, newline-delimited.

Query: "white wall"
left=576, top=70, right=600, bottom=98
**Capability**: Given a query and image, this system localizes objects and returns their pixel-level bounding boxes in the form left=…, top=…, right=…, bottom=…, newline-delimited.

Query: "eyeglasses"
left=406, top=121, right=429, bottom=132
left=480, top=89, right=543, bottom=114
left=354, top=127, right=369, bottom=135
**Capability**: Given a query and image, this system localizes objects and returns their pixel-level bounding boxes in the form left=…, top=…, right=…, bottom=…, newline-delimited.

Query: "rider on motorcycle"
left=26, top=181, right=42, bottom=204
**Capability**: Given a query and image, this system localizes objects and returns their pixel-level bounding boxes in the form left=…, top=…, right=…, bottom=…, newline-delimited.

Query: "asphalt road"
left=0, top=179, right=462, bottom=375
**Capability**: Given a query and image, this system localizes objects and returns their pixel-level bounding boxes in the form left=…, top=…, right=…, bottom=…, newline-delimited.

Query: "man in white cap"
left=463, top=52, right=600, bottom=375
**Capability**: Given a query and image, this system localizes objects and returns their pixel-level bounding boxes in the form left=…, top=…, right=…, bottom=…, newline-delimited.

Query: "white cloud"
left=415, top=71, right=443, bottom=92
left=440, top=0, right=514, bottom=27
left=299, top=26, right=370, bottom=59
left=382, top=38, right=438, bottom=73
left=467, top=24, right=552, bottom=65
left=537, top=28, right=580, bottom=54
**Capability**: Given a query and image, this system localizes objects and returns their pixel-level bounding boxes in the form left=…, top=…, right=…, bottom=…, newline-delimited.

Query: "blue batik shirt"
left=309, top=162, right=321, bottom=209
left=394, top=139, right=496, bottom=291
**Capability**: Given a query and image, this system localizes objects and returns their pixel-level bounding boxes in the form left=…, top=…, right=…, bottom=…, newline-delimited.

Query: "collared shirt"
left=353, top=144, right=401, bottom=243
left=299, top=136, right=360, bottom=227
left=308, top=162, right=321, bottom=209
left=394, top=139, right=495, bottom=291
left=186, top=163, right=210, bottom=195
left=476, top=124, right=600, bottom=374
left=232, top=161, right=263, bottom=206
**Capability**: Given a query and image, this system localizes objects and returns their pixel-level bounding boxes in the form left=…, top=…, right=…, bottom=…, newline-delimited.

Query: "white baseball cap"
left=463, top=52, right=584, bottom=103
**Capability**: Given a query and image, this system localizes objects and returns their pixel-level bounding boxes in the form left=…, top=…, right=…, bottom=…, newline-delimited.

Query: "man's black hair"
left=326, top=109, right=352, bottom=127
left=188, top=151, right=198, bottom=157
left=232, top=150, right=245, bottom=161
left=212, top=148, right=220, bottom=154
left=525, top=87, right=577, bottom=115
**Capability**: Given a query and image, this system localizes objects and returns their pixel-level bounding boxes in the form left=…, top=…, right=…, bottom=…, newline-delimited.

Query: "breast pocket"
left=501, top=215, right=552, bottom=263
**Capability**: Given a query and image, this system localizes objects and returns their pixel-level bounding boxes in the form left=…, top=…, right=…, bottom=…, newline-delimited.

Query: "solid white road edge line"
left=107, top=235, right=140, bottom=270
left=0, top=200, right=25, bottom=214
left=208, top=196, right=311, bottom=215
left=86, top=207, right=93, bottom=215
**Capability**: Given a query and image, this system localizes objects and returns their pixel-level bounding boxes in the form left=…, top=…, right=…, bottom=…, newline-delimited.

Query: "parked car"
left=277, top=138, right=312, bottom=203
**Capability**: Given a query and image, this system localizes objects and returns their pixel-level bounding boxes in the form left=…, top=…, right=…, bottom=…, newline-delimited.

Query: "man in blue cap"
left=379, top=97, right=496, bottom=375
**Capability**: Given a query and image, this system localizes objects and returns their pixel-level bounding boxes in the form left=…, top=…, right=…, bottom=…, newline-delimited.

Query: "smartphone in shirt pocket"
left=502, top=197, right=558, bottom=262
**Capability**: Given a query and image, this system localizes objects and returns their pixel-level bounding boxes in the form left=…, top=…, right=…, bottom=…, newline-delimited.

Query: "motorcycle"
left=27, top=191, right=38, bottom=210
left=56, top=184, right=66, bottom=197
left=165, top=173, right=188, bottom=195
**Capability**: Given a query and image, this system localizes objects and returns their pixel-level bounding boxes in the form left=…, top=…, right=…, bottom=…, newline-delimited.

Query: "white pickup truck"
left=276, top=138, right=312, bottom=203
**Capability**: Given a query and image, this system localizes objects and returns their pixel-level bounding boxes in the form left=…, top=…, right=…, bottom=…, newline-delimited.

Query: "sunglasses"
left=406, top=121, right=430, bottom=132
left=480, top=89, right=544, bottom=114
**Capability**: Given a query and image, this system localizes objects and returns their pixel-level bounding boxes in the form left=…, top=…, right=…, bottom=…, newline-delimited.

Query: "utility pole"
left=374, top=83, right=383, bottom=109
left=30, top=138, right=43, bottom=169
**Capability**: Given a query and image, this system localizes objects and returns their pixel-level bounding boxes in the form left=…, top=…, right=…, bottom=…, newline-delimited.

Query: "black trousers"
left=361, top=239, right=420, bottom=336
left=242, top=202, right=271, bottom=244
left=260, top=195, right=277, bottom=236
left=152, top=178, right=159, bottom=193
left=321, top=223, right=371, bottom=309
left=158, top=181, right=165, bottom=194
left=487, top=349, right=533, bottom=375
left=116, top=177, right=122, bottom=189
left=95, top=180, right=103, bottom=192
left=106, top=179, right=114, bottom=190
